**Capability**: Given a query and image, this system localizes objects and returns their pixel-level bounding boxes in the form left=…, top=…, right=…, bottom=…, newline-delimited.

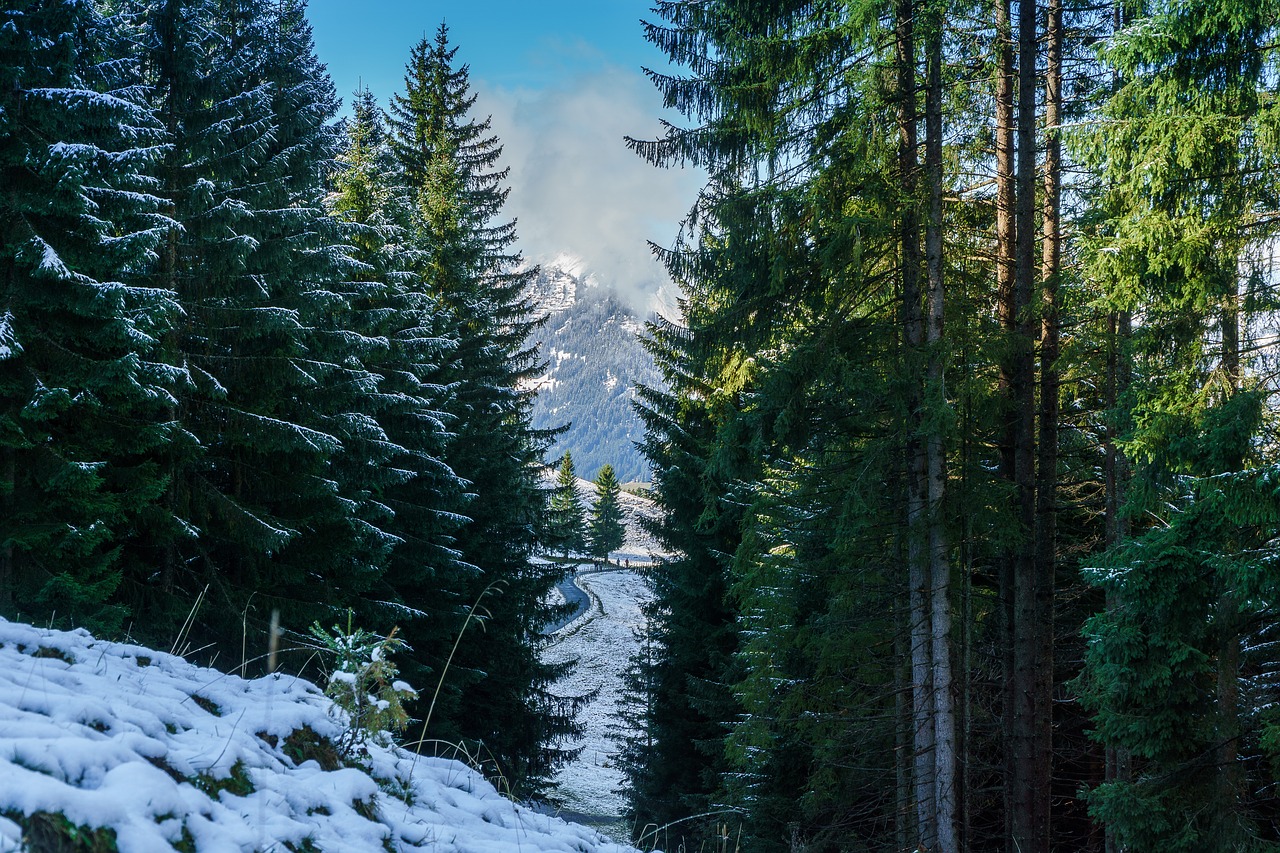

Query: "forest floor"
left=0, top=617, right=639, bottom=853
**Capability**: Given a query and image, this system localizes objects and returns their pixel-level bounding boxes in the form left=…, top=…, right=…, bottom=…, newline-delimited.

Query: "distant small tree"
left=548, top=452, right=586, bottom=558
left=589, top=464, right=626, bottom=560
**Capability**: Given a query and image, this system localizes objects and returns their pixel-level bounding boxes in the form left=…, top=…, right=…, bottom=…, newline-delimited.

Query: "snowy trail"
left=543, top=569, right=652, bottom=840
left=545, top=574, right=592, bottom=634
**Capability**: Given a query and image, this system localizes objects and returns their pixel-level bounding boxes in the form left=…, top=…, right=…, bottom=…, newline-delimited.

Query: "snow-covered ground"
left=545, top=569, right=653, bottom=835
left=0, top=617, right=641, bottom=853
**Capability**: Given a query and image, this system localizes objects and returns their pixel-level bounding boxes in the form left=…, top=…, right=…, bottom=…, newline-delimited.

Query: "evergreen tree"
left=547, top=452, right=586, bottom=558
left=119, top=0, right=376, bottom=659
left=587, top=463, right=624, bottom=559
left=0, top=0, right=175, bottom=634
left=1075, top=1, right=1280, bottom=848
left=626, top=310, right=746, bottom=843
left=389, top=23, right=576, bottom=797
left=325, top=85, right=467, bottom=702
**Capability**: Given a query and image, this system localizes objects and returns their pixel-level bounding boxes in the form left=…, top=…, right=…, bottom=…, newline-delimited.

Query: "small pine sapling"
left=309, top=611, right=417, bottom=758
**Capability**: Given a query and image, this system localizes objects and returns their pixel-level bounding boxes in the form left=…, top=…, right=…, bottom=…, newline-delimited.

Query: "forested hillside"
left=621, top=2, right=1280, bottom=852
left=0, top=0, right=569, bottom=805
left=4, top=1, right=1280, bottom=852
left=526, top=260, right=662, bottom=483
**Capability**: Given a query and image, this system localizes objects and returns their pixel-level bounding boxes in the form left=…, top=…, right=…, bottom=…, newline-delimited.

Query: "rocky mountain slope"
left=525, top=257, right=664, bottom=484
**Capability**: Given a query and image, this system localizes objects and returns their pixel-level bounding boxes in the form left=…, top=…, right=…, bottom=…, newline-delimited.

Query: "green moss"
left=6, top=811, right=119, bottom=853
left=134, top=656, right=151, bottom=667
left=282, top=726, right=343, bottom=772
left=33, top=646, right=74, bottom=665
left=189, top=694, right=222, bottom=717
left=192, top=760, right=254, bottom=798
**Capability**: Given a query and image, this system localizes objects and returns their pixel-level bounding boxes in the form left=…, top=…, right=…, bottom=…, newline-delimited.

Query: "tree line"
left=547, top=451, right=627, bottom=561
left=620, top=1, right=1280, bottom=851
left=0, top=1, right=573, bottom=797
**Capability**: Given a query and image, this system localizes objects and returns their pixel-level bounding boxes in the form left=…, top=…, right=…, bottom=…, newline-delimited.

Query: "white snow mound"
left=0, top=618, right=640, bottom=853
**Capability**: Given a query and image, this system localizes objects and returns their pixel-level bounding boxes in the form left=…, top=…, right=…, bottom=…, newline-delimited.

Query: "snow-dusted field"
left=545, top=569, right=653, bottom=827
left=0, top=618, right=641, bottom=853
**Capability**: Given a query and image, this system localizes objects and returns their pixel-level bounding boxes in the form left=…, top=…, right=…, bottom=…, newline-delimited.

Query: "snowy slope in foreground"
left=0, top=618, right=640, bottom=853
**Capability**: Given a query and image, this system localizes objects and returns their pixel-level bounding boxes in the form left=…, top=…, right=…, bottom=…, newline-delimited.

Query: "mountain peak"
left=524, top=253, right=664, bottom=483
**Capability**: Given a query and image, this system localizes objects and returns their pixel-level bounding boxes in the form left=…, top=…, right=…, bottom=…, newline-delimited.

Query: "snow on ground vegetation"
left=0, top=617, right=641, bottom=853
left=546, top=570, right=653, bottom=824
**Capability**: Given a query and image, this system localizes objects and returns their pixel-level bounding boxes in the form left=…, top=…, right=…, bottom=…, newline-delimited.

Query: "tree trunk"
left=1103, top=311, right=1131, bottom=853
left=1034, top=0, right=1062, bottom=847
left=897, top=0, right=935, bottom=845
left=1010, top=0, right=1044, bottom=844
left=1102, top=6, right=1132, bottom=842
left=896, top=597, right=912, bottom=852
left=924, top=9, right=956, bottom=850
left=1217, top=277, right=1242, bottom=820
left=994, top=0, right=1019, bottom=848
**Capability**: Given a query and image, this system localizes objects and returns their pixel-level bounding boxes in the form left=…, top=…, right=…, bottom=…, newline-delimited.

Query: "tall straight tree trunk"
left=897, top=0, right=935, bottom=845
left=895, top=599, right=912, bottom=852
left=1011, top=0, right=1044, bottom=847
left=994, top=0, right=1020, bottom=847
left=1034, top=0, right=1062, bottom=846
left=923, top=9, right=956, bottom=850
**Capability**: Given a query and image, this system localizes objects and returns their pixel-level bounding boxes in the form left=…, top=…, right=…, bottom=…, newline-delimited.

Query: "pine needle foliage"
left=389, top=22, right=575, bottom=798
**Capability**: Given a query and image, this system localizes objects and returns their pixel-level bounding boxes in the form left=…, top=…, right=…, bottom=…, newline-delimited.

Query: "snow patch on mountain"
left=525, top=257, right=664, bottom=484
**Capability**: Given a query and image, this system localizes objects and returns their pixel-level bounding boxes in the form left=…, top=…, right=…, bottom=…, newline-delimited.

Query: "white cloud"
left=478, top=63, right=704, bottom=312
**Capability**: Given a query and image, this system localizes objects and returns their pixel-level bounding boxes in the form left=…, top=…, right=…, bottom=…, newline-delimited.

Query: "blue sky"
left=306, top=1, right=703, bottom=308
left=307, top=1, right=671, bottom=105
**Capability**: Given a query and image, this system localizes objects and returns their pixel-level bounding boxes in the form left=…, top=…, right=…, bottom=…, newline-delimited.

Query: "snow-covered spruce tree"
left=326, top=85, right=468, bottom=715
left=547, top=451, right=587, bottom=558
left=587, top=464, right=624, bottom=560
left=120, top=0, right=382, bottom=659
left=389, top=23, right=577, bottom=796
left=0, top=0, right=177, bottom=634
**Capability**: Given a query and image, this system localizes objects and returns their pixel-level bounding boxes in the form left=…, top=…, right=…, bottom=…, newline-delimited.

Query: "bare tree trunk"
left=897, top=1, right=935, bottom=845
left=896, top=598, right=912, bottom=852
left=1102, top=309, right=1131, bottom=853
left=996, top=0, right=1045, bottom=848
left=923, top=9, right=956, bottom=850
left=994, top=0, right=1019, bottom=847
left=1034, top=0, right=1062, bottom=847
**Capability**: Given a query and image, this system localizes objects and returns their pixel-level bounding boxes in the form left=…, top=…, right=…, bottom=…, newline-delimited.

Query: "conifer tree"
left=0, top=0, right=176, bottom=634
left=326, top=85, right=466, bottom=699
left=389, top=22, right=575, bottom=796
left=627, top=309, right=745, bottom=842
left=1076, top=2, right=1280, bottom=847
left=547, top=452, right=586, bottom=558
left=587, top=464, right=624, bottom=559
left=120, top=0, right=376, bottom=657
left=626, top=2, right=942, bottom=847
